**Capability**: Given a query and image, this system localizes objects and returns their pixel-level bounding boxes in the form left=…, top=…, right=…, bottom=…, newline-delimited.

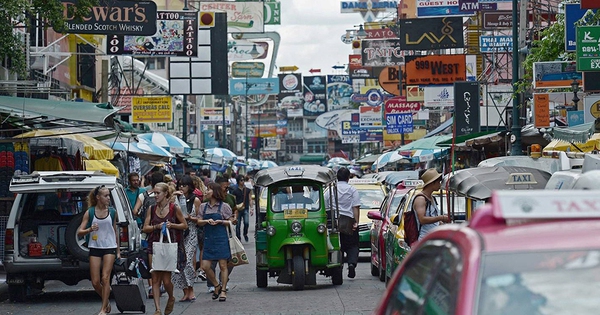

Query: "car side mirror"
left=390, top=214, right=401, bottom=226
left=367, top=211, right=383, bottom=221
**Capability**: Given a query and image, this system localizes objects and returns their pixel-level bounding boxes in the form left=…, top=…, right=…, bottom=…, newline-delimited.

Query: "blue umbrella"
left=137, top=132, right=191, bottom=155
left=205, top=147, right=237, bottom=160
left=374, top=151, right=408, bottom=169
left=103, top=139, right=173, bottom=158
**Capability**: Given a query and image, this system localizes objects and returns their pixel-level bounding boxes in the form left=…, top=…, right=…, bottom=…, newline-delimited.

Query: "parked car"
left=367, top=179, right=422, bottom=282
left=3, top=171, right=141, bottom=302
left=372, top=190, right=600, bottom=315
left=348, top=178, right=387, bottom=251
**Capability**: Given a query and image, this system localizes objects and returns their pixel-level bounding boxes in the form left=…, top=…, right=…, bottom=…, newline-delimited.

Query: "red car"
left=368, top=180, right=422, bottom=282
left=372, top=190, right=600, bottom=315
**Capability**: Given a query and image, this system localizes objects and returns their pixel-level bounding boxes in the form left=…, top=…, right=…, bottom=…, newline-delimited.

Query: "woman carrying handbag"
left=197, top=182, right=233, bottom=302
left=143, top=183, right=188, bottom=315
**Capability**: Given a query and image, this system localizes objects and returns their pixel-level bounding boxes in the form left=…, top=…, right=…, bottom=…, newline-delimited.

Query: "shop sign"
left=454, top=81, right=480, bottom=136
left=199, top=1, right=264, bottom=33
left=482, top=11, right=512, bottom=29
left=423, top=85, right=454, bottom=107
left=200, top=107, right=231, bottom=125
left=399, top=17, right=464, bottom=50
left=360, top=39, right=405, bottom=67
left=479, top=35, right=513, bottom=53
left=576, top=26, right=600, bottom=71
left=405, top=55, right=466, bottom=85
left=231, top=62, right=265, bottom=78
left=385, top=97, right=421, bottom=114
left=533, top=94, right=550, bottom=128
left=359, top=105, right=383, bottom=127
left=533, top=61, right=581, bottom=89
left=131, top=96, right=172, bottom=123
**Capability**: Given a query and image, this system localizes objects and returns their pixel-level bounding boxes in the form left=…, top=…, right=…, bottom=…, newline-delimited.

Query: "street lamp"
left=571, top=77, right=580, bottom=107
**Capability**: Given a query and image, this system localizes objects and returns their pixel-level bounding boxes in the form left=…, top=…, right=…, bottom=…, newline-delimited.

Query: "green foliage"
left=517, top=8, right=600, bottom=94
left=0, top=0, right=96, bottom=78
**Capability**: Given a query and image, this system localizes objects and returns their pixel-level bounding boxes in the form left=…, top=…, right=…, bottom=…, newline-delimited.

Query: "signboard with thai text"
left=577, top=26, right=600, bottom=71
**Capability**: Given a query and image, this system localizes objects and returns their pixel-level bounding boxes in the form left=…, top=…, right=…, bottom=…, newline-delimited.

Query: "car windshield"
left=358, top=189, right=385, bottom=209
left=477, top=250, right=600, bottom=315
left=387, top=193, right=405, bottom=218
left=270, top=185, right=320, bottom=213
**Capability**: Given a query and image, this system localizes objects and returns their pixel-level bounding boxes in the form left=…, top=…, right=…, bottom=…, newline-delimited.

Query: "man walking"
left=331, top=168, right=361, bottom=278
left=125, top=173, right=145, bottom=223
left=414, top=168, right=450, bottom=240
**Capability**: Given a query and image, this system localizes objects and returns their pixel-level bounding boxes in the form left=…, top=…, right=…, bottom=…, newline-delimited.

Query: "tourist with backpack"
left=409, top=169, right=450, bottom=245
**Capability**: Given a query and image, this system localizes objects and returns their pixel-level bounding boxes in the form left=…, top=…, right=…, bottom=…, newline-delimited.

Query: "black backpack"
left=139, top=190, right=156, bottom=222
left=404, top=194, right=430, bottom=247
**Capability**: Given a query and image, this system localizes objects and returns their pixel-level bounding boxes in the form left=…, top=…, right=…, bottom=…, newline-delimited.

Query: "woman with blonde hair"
left=77, top=185, right=119, bottom=315
left=143, top=183, right=188, bottom=315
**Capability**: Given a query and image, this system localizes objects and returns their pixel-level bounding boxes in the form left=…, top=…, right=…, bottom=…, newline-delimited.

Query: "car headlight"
left=316, top=224, right=326, bottom=234
left=291, top=221, right=302, bottom=233
left=266, top=226, right=276, bottom=236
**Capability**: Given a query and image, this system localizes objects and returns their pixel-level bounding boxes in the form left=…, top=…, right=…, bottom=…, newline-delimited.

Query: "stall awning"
left=84, top=160, right=119, bottom=177
left=0, top=96, right=122, bottom=124
left=543, top=133, right=600, bottom=153
left=397, top=135, right=452, bottom=151
left=436, top=130, right=501, bottom=147
left=299, top=154, right=328, bottom=164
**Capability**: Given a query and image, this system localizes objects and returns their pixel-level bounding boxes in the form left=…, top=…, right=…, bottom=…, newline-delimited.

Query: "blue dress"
left=201, top=202, right=231, bottom=261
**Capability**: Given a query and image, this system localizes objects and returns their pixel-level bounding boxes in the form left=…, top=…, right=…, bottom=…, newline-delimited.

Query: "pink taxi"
left=372, top=190, right=600, bottom=315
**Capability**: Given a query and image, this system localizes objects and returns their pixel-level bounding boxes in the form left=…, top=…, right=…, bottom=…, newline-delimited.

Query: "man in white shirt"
left=329, top=168, right=361, bottom=278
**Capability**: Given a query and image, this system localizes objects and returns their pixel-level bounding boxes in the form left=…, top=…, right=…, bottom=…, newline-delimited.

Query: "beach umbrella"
left=137, top=132, right=191, bottom=155
left=328, top=157, right=352, bottom=165
left=103, top=139, right=173, bottom=158
left=205, top=147, right=237, bottom=160
left=374, top=151, right=408, bottom=169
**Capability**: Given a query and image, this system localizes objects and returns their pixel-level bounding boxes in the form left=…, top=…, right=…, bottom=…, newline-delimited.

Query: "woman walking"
left=198, top=182, right=233, bottom=302
left=171, top=176, right=201, bottom=302
left=77, top=185, right=119, bottom=315
left=143, top=183, right=188, bottom=315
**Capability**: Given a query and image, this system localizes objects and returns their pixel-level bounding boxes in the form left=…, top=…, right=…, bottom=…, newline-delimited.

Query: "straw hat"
left=421, top=169, right=442, bottom=187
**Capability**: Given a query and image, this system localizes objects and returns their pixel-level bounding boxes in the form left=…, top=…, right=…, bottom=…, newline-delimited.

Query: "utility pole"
left=510, top=0, right=522, bottom=155
left=182, top=0, right=189, bottom=143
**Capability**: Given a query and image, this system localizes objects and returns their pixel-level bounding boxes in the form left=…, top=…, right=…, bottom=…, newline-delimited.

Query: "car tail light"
left=120, top=226, right=128, bottom=243
left=5, top=229, right=14, bottom=250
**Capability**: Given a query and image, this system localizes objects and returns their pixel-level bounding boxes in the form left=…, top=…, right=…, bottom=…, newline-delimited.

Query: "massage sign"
left=405, top=55, right=466, bottom=85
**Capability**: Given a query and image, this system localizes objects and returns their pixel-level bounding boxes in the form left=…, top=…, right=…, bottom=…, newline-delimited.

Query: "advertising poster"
left=453, top=82, right=480, bottom=136
left=199, top=1, right=264, bottom=33
left=399, top=17, right=464, bottom=50
left=327, top=75, right=353, bottom=110
left=131, top=96, right=172, bottom=123
left=360, top=39, right=405, bottom=67
left=303, top=76, right=327, bottom=116
left=533, top=61, right=582, bottom=89
left=424, top=85, right=454, bottom=107
left=108, top=10, right=198, bottom=56
left=278, top=73, right=303, bottom=112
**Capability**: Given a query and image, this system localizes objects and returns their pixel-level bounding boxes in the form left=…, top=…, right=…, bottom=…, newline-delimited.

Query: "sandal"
left=105, top=304, right=111, bottom=314
left=219, top=289, right=227, bottom=302
left=211, top=284, right=222, bottom=300
left=164, top=296, right=175, bottom=315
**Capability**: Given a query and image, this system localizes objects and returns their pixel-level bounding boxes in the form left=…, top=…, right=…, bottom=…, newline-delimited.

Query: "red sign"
left=581, top=0, right=600, bottom=9
left=349, top=54, right=362, bottom=70
left=365, top=28, right=398, bottom=39
left=385, top=97, right=421, bottom=114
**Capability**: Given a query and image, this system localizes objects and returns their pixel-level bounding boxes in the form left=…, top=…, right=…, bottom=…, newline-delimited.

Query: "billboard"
left=131, top=96, right=172, bottom=123
left=576, top=26, right=600, bottom=71
left=108, top=10, right=198, bottom=56
left=58, top=0, right=157, bottom=35
left=453, top=82, right=480, bottom=136
left=327, top=75, right=353, bottom=110
left=399, top=17, right=464, bottom=50
left=229, top=78, right=279, bottom=95
left=360, top=39, right=405, bottom=67
left=416, top=0, right=475, bottom=17
left=479, top=35, right=513, bottom=53
left=565, top=3, right=594, bottom=52
left=303, top=76, right=327, bottom=116
left=424, top=85, right=454, bottom=107
left=405, top=55, right=466, bottom=85
left=199, top=1, right=264, bottom=33
left=533, top=61, right=581, bottom=89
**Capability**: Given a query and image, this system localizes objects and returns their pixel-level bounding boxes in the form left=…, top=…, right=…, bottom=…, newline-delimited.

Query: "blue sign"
left=566, top=3, right=596, bottom=52
left=229, top=78, right=280, bottom=95
left=385, top=113, right=414, bottom=134
left=341, top=120, right=381, bottom=135
left=360, top=130, right=383, bottom=142
left=567, top=110, right=585, bottom=127
left=275, top=120, right=288, bottom=127
left=203, top=131, right=219, bottom=149
left=479, top=35, right=513, bottom=53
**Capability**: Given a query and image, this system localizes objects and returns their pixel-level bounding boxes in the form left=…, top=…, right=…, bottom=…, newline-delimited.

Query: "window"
left=385, top=242, right=461, bottom=315
left=286, top=139, right=303, bottom=154
left=143, top=57, right=166, bottom=70
left=307, top=140, right=327, bottom=153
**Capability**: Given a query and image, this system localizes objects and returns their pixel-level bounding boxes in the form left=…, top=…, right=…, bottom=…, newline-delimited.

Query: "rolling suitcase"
left=112, top=272, right=146, bottom=313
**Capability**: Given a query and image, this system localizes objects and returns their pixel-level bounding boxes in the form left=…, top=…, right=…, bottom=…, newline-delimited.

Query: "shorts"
left=89, top=248, right=117, bottom=258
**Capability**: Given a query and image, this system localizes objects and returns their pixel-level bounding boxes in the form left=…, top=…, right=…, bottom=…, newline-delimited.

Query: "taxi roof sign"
left=348, top=178, right=380, bottom=185
left=402, top=179, right=424, bottom=187
left=491, top=190, right=600, bottom=219
left=506, top=172, right=538, bottom=185
left=284, top=166, right=305, bottom=177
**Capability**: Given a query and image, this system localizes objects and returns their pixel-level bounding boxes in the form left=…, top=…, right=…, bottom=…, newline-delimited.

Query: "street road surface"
left=0, top=223, right=386, bottom=315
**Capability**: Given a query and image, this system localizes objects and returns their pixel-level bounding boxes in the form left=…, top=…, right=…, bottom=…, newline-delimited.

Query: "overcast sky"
left=265, top=1, right=365, bottom=76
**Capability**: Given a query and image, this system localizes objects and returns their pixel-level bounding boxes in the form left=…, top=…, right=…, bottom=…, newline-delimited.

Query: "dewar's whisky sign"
left=58, top=0, right=157, bottom=35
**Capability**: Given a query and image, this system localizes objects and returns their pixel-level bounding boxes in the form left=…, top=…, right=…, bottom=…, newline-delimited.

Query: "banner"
left=399, top=17, right=464, bottom=50
left=199, top=1, right=264, bottom=33
left=303, top=76, right=327, bottom=116
left=131, top=96, right=172, bottom=123
left=327, top=75, right=353, bottom=110
left=405, top=55, right=466, bottom=86
left=108, top=10, right=197, bottom=56
left=360, top=39, right=405, bottom=67
left=453, top=82, right=480, bottom=136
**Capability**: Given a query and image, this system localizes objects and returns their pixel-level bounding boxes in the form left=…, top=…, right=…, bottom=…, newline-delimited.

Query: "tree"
left=0, top=0, right=95, bottom=77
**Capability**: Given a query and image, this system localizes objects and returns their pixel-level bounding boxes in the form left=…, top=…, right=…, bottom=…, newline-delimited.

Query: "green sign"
left=264, top=1, right=281, bottom=25
left=576, top=26, right=600, bottom=71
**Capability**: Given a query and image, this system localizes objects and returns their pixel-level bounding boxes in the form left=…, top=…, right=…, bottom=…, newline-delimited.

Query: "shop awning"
left=0, top=95, right=122, bottom=125
left=436, top=131, right=501, bottom=147
left=84, top=160, right=119, bottom=177
left=543, top=133, right=600, bottom=153
left=299, top=154, right=328, bottom=164
left=397, top=135, right=452, bottom=151
left=15, top=129, right=114, bottom=159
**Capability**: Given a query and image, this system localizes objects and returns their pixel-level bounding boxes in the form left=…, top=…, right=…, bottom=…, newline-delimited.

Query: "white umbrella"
left=374, top=151, right=408, bottom=169
left=137, top=132, right=190, bottom=155
left=103, top=139, right=173, bottom=158
left=328, top=157, right=352, bottom=165
left=205, top=147, right=237, bottom=160
left=259, top=160, right=278, bottom=169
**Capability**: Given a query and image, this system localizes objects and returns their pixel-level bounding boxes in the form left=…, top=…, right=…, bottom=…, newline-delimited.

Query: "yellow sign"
left=279, top=65, right=299, bottom=72
left=283, top=208, right=308, bottom=219
left=591, top=100, right=600, bottom=118
left=132, top=97, right=172, bottom=123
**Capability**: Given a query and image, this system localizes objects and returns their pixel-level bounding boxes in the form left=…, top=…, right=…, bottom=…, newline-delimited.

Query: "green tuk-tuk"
left=254, top=165, right=343, bottom=290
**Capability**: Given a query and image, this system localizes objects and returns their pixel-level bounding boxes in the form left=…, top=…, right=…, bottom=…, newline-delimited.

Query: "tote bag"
left=150, top=226, right=179, bottom=273
left=227, top=225, right=249, bottom=267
